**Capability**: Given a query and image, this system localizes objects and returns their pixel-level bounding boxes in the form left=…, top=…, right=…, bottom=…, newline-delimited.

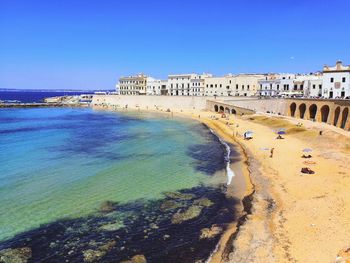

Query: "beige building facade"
left=231, top=74, right=265, bottom=96
left=119, top=74, right=148, bottom=95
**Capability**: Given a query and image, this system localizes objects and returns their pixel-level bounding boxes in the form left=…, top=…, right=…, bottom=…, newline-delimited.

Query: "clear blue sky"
left=1, top=0, right=350, bottom=90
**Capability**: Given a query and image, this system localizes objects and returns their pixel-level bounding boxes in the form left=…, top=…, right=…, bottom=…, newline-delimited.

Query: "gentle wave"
left=209, top=128, right=235, bottom=185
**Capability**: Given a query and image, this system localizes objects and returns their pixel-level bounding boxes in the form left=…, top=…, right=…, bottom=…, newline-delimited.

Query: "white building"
left=306, top=78, right=323, bottom=98
left=168, top=74, right=194, bottom=96
left=322, top=61, right=350, bottom=99
left=258, top=73, right=322, bottom=98
left=297, top=74, right=323, bottom=98
left=146, top=78, right=168, bottom=95
left=146, top=77, right=160, bottom=95
left=258, top=74, right=281, bottom=97
left=191, top=74, right=212, bottom=96
left=168, top=73, right=211, bottom=96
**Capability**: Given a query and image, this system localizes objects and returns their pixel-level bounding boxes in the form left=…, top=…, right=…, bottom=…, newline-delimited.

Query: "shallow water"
left=0, top=108, right=238, bottom=262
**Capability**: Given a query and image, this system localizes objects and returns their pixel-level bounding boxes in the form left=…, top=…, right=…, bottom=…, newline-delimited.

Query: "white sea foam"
left=209, top=129, right=235, bottom=185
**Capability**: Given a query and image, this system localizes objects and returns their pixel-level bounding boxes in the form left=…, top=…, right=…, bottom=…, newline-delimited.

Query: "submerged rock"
left=99, top=221, right=124, bottom=231
left=99, top=200, right=118, bottom=213
left=160, top=200, right=183, bottom=211
left=99, top=240, right=116, bottom=252
left=0, top=247, right=32, bottom=263
left=120, top=254, right=147, bottom=263
left=193, top=198, right=214, bottom=207
left=149, top=223, right=158, bottom=229
left=83, top=249, right=105, bottom=263
left=200, top=225, right=223, bottom=239
left=83, top=240, right=116, bottom=262
left=171, top=205, right=203, bottom=224
left=164, top=191, right=195, bottom=200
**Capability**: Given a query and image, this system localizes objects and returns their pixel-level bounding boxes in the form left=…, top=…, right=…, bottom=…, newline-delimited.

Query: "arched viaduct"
left=286, top=99, right=350, bottom=131
left=206, top=98, right=350, bottom=131
left=206, top=100, right=255, bottom=116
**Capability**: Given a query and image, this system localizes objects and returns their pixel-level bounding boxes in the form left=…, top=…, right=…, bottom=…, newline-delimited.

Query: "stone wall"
left=92, top=95, right=350, bottom=131
left=92, top=95, right=218, bottom=110
left=206, top=98, right=288, bottom=115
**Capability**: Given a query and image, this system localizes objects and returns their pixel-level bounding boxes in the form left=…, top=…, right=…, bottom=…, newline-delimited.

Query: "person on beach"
left=270, top=148, right=275, bottom=158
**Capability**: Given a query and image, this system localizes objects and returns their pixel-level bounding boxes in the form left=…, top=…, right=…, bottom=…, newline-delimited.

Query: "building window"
left=236, top=84, right=238, bottom=90
left=313, top=85, right=316, bottom=89
left=342, top=77, right=346, bottom=82
left=330, top=78, right=334, bottom=83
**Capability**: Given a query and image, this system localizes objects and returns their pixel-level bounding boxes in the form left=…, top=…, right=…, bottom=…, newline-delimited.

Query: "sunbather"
left=302, top=154, right=312, bottom=158
left=301, top=167, right=315, bottom=174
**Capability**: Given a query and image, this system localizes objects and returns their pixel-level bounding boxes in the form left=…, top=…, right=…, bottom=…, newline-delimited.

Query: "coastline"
left=5, top=103, right=349, bottom=262
left=93, top=103, right=350, bottom=263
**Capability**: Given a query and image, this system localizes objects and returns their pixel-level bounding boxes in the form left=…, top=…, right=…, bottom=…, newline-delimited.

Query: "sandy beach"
left=94, top=103, right=350, bottom=263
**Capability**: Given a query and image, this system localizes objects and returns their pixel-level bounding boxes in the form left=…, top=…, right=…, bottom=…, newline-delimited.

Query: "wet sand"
left=97, top=104, right=350, bottom=263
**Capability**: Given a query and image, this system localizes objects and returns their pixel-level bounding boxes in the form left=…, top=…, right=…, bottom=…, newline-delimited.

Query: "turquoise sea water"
left=0, top=107, right=234, bottom=262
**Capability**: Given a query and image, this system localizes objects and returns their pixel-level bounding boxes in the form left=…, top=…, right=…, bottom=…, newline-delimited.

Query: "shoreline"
left=92, top=104, right=256, bottom=263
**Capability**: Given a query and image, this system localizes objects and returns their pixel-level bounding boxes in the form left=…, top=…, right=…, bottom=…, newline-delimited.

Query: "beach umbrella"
left=303, top=148, right=313, bottom=153
left=277, top=130, right=286, bottom=135
left=244, top=131, right=254, bottom=138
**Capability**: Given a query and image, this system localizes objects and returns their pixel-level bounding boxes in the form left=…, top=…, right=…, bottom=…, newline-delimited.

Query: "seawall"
left=92, top=95, right=223, bottom=110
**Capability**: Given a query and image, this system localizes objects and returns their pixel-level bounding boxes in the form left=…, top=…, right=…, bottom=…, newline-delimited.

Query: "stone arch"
left=290, top=102, right=296, bottom=117
left=214, top=105, right=219, bottom=112
left=341, top=107, right=349, bottom=129
left=320, top=105, right=330, bottom=123
left=225, top=107, right=230, bottom=114
left=333, top=106, right=341, bottom=126
left=231, top=108, right=237, bottom=114
left=299, top=103, right=306, bottom=119
left=219, top=106, right=224, bottom=112
left=309, top=104, right=317, bottom=120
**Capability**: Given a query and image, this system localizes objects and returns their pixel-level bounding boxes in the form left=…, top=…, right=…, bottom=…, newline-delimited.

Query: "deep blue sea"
left=0, top=90, right=95, bottom=103
left=0, top=106, right=238, bottom=262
